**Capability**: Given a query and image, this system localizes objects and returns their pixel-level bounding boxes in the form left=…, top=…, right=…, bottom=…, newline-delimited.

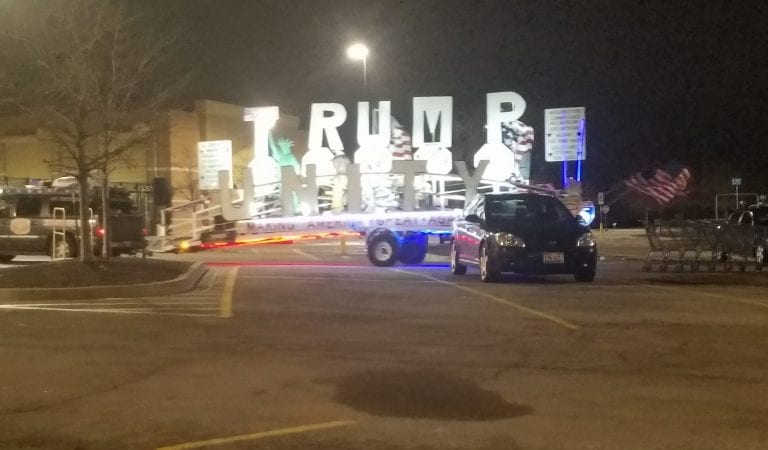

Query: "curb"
left=0, top=262, right=208, bottom=301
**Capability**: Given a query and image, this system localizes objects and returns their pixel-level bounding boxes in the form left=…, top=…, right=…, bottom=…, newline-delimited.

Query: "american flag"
left=389, top=116, right=413, bottom=160
left=502, top=120, right=534, bottom=152
left=624, top=166, right=691, bottom=205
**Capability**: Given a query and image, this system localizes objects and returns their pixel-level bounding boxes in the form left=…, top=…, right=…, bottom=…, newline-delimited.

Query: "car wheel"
left=574, top=267, right=596, bottom=282
left=398, top=232, right=428, bottom=265
left=479, top=243, right=500, bottom=282
left=450, top=240, right=467, bottom=275
left=367, top=229, right=399, bottom=267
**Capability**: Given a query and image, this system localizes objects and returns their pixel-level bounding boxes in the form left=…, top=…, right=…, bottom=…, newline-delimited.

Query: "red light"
left=142, top=227, right=148, bottom=236
left=95, top=227, right=105, bottom=237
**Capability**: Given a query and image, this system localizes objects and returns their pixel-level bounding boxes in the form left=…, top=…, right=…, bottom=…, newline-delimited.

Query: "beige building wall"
left=110, top=143, right=151, bottom=184
left=1, top=100, right=308, bottom=205
left=0, top=135, right=52, bottom=182
left=167, top=110, right=201, bottom=203
left=0, top=132, right=152, bottom=186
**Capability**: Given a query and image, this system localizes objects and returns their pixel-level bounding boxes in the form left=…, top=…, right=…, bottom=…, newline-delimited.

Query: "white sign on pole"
left=198, top=140, right=233, bottom=190
left=544, top=107, right=586, bottom=162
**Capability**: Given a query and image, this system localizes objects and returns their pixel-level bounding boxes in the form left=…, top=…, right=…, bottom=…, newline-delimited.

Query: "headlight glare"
left=577, top=233, right=597, bottom=247
left=495, top=232, right=526, bottom=248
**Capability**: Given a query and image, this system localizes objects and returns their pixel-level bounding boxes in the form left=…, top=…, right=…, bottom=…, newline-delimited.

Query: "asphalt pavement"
left=1, top=232, right=767, bottom=449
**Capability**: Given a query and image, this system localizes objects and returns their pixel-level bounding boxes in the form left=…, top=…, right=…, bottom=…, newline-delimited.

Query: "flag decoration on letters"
left=389, top=116, right=413, bottom=160
left=502, top=120, right=535, bottom=153
left=623, top=165, right=691, bottom=205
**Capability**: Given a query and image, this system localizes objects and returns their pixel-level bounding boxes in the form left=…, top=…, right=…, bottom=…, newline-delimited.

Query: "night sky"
left=43, top=1, right=768, bottom=195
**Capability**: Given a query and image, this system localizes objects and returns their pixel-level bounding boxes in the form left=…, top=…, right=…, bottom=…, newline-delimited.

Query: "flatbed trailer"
left=150, top=169, right=595, bottom=267
left=230, top=209, right=459, bottom=265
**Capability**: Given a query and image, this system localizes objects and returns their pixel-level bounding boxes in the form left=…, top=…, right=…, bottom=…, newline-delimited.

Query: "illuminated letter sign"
left=455, top=160, right=489, bottom=206
left=357, top=101, right=391, bottom=148
left=473, top=91, right=527, bottom=182
left=412, top=97, right=453, bottom=175
left=412, top=96, right=453, bottom=147
left=485, top=92, right=526, bottom=143
left=392, top=160, right=427, bottom=211
left=308, top=103, right=347, bottom=153
left=244, top=106, right=280, bottom=186
left=281, top=165, right=319, bottom=216
left=218, top=169, right=258, bottom=221
left=301, top=147, right=337, bottom=178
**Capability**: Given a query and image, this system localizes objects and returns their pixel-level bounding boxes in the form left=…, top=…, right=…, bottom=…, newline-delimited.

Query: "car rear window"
left=485, top=196, right=571, bottom=223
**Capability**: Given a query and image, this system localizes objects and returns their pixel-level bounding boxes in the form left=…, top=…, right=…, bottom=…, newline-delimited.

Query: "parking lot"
left=1, top=236, right=767, bottom=449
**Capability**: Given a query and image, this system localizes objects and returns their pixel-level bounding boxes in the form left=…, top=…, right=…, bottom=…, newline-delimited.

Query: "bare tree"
left=0, top=0, right=188, bottom=262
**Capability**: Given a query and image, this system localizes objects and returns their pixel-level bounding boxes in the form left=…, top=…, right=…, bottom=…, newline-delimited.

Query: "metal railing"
left=151, top=173, right=535, bottom=250
left=643, top=219, right=764, bottom=272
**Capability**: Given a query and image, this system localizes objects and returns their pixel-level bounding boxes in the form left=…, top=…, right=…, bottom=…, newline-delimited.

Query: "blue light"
left=576, top=118, right=586, bottom=182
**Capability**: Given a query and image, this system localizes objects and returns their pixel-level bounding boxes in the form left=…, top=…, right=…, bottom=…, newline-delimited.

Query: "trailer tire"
left=398, top=232, right=428, bottom=265
left=367, top=228, right=399, bottom=267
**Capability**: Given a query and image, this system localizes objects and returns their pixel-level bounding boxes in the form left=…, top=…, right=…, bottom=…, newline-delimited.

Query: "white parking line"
left=0, top=301, right=217, bottom=307
left=0, top=268, right=231, bottom=317
left=292, top=248, right=321, bottom=260
left=238, top=275, right=440, bottom=283
left=390, top=268, right=580, bottom=331
left=0, top=305, right=217, bottom=317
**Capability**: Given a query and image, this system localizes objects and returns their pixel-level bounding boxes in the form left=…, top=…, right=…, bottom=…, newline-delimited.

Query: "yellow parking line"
left=156, top=420, right=357, bottom=450
left=647, top=284, right=768, bottom=309
left=219, top=267, right=239, bottom=318
left=391, top=269, right=580, bottom=330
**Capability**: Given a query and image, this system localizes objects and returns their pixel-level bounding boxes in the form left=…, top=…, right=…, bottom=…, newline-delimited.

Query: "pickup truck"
left=717, top=204, right=768, bottom=266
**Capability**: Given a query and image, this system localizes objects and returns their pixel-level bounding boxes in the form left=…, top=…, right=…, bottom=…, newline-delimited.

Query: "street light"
left=346, top=43, right=369, bottom=90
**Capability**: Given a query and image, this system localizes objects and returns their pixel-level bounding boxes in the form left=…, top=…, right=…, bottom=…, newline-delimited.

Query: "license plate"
left=542, top=252, right=564, bottom=264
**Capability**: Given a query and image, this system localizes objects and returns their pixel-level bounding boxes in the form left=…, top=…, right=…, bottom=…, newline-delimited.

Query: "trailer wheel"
left=367, top=228, right=399, bottom=267
left=398, top=232, right=428, bottom=265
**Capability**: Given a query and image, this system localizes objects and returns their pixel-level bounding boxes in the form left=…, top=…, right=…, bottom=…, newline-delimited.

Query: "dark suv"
left=450, top=193, right=597, bottom=282
left=0, top=189, right=92, bottom=261
left=0, top=187, right=146, bottom=262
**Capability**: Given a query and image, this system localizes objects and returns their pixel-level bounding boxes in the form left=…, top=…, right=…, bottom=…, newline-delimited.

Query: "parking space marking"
left=292, top=247, right=321, bottom=260
left=647, top=284, right=768, bottom=310
left=156, top=419, right=357, bottom=450
left=391, top=268, right=580, bottom=331
left=238, top=274, right=440, bottom=283
left=219, top=267, right=238, bottom=318
left=0, top=301, right=215, bottom=307
left=0, top=268, right=232, bottom=317
left=0, top=305, right=216, bottom=317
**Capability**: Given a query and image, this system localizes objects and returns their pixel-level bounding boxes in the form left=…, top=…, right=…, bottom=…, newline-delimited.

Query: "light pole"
left=346, top=43, right=369, bottom=91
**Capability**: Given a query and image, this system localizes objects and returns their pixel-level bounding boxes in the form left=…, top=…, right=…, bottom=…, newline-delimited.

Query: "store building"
left=0, top=99, right=307, bottom=207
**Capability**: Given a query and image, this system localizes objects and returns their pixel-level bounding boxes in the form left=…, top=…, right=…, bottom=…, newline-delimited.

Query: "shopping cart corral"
left=643, top=220, right=765, bottom=272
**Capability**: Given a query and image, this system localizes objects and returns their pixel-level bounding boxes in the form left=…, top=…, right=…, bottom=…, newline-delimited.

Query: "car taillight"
left=142, top=227, right=148, bottom=236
